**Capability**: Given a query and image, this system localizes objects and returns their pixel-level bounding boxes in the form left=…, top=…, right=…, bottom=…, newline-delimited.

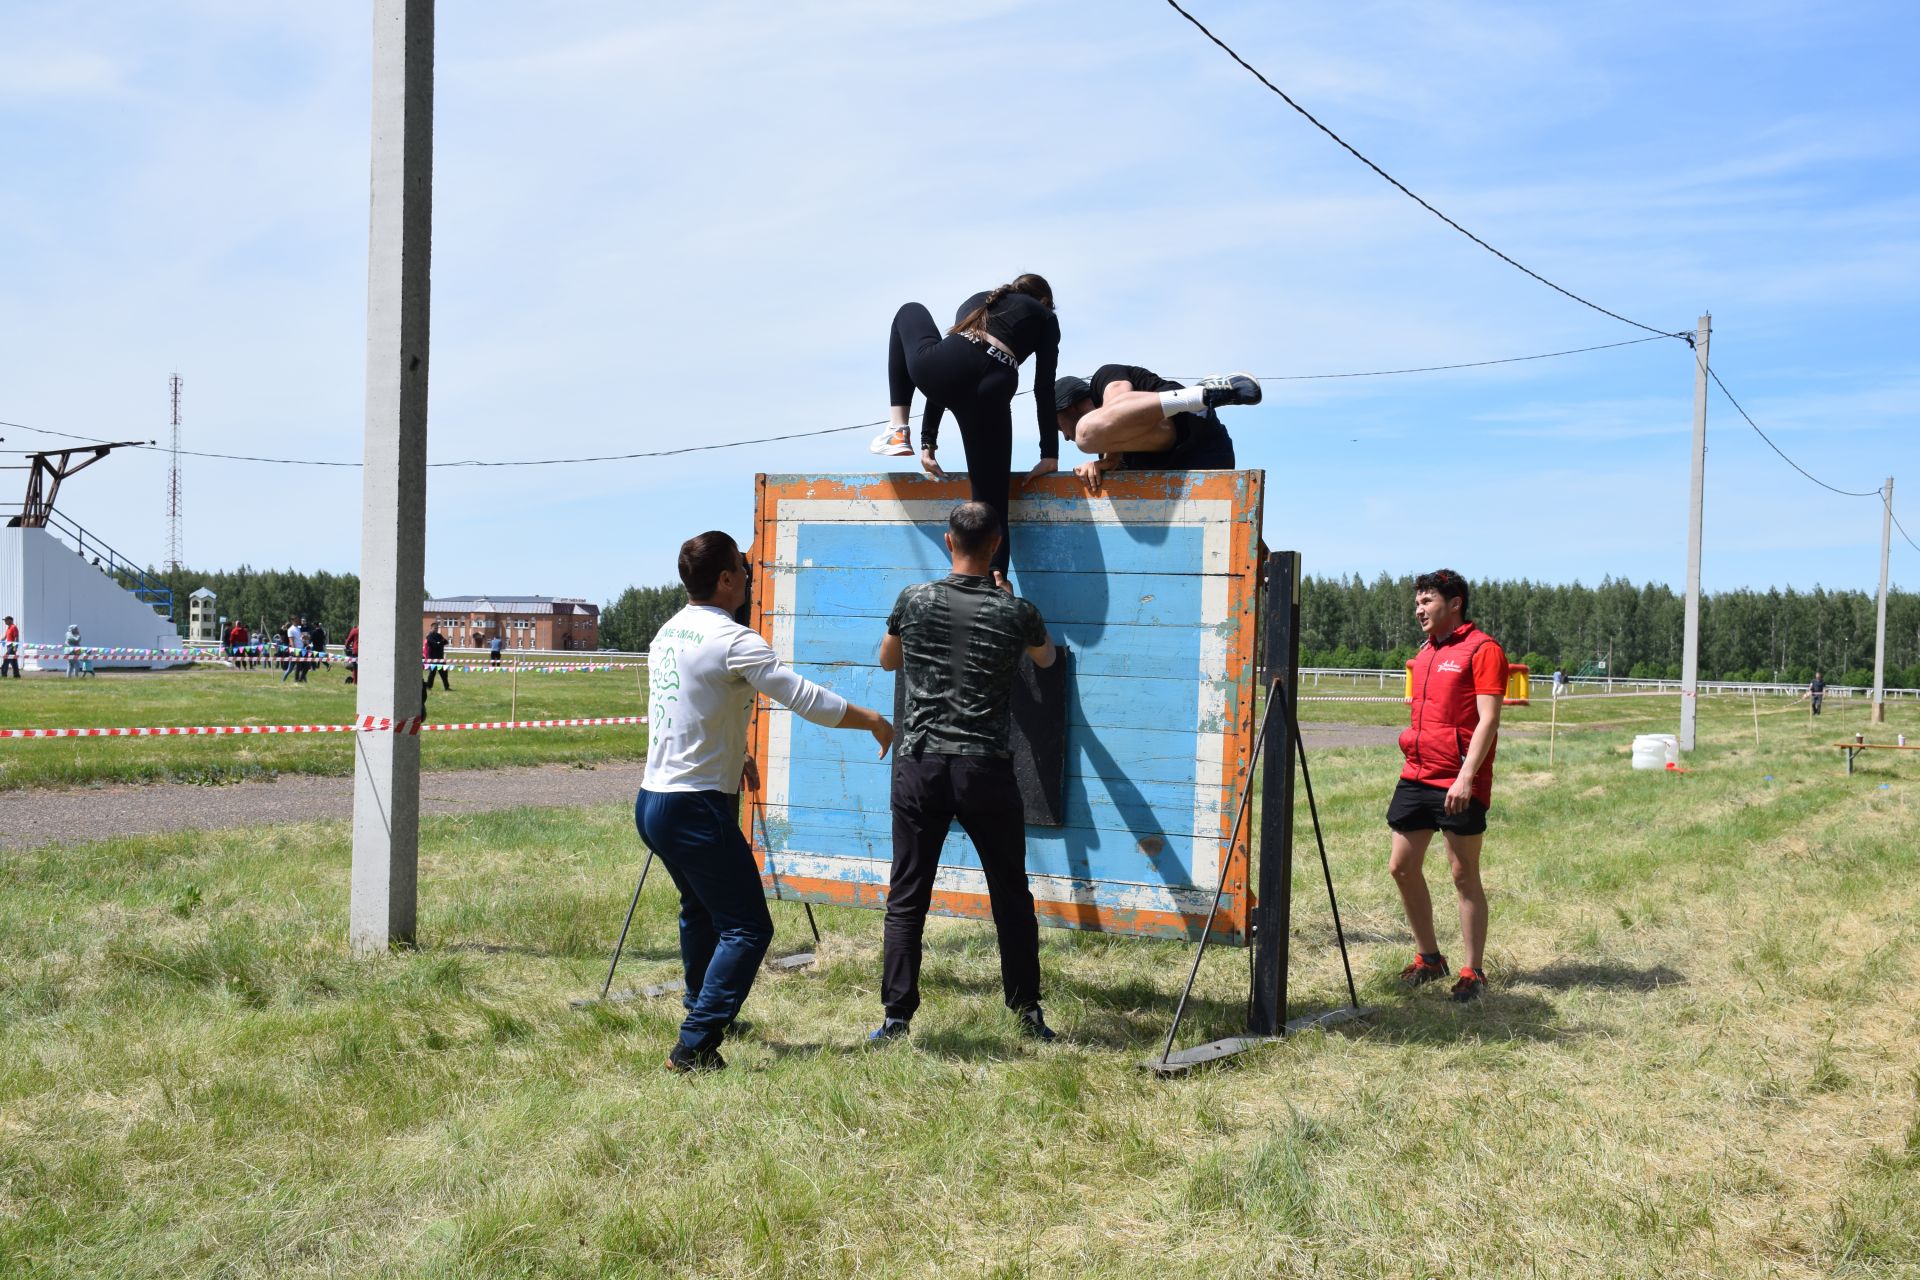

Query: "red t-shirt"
left=1399, top=622, right=1508, bottom=805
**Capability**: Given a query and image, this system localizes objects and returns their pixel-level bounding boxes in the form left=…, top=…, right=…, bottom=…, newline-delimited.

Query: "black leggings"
left=889, top=303, right=1016, bottom=573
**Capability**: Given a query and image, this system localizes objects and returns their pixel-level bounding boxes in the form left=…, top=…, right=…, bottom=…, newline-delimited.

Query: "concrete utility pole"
left=351, top=0, right=434, bottom=956
left=1872, top=476, right=1893, bottom=723
left=1679, top=314, right=1710, bottom=753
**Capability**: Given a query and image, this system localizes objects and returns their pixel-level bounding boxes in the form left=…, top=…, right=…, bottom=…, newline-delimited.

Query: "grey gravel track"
left=0, top=724, right=1397, bottom=852
left=0, top=762, right=651, bottom=852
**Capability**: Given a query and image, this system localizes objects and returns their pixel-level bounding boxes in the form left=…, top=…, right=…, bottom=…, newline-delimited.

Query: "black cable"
left=1703, top=367, right=1882, bottom=499
left=0, top=334, right=1666, bottom=471
left=1162, top=0, right=1686, bottom=341
left=0, top=416, right=893, bottom=469
left=1891, top=505, right=1920, bottom=557
left=1241, top=334, right=1670, bottom=381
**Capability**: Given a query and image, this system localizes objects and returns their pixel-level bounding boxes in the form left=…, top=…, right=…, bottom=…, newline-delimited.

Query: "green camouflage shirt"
left=888, top=574, right=1050, bottom=757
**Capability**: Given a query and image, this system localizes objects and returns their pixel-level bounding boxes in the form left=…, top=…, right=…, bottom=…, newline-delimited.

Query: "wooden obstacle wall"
left=743, top=470, right=1264, bottom=943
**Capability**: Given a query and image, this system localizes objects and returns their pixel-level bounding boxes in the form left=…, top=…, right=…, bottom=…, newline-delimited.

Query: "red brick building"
left=422, top=595, right=600, bottom=652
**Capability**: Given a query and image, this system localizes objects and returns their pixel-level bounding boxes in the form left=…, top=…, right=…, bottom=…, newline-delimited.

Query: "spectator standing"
left=424, top=625, right=450, bottom=694
left=1552, top=667, right=1567, bottom=698
left=282, top=619, right=304, bottom=682
left=307, top=620, right=329, bottom=676
left=1809, top=671, right=1826, bottom=716
left=64, top=623, right=86, bottom=677
left=489, top=634, right=503, bottom=667
left=1387, top=569, right=1508, bottom=1004
left=344, top=624, right=360, bottom=685
left=2, top=615, right=20, bottom=679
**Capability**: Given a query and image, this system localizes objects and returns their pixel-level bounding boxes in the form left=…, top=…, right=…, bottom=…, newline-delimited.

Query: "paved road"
left=0, top=724, right=1399, bottom=851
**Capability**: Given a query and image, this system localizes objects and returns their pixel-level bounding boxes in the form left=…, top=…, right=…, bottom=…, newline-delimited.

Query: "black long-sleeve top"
left=924, top=291, right=1060, bottom=461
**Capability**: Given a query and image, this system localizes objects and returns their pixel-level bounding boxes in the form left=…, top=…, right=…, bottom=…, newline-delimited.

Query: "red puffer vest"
left=1398, top=622, right=1502, bottom=805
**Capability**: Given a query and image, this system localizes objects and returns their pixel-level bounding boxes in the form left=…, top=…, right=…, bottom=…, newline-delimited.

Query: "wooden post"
left=510, top=663, right=518, bottom=728
left=1248, top=550, right=1301, bottom=1036
left=1751, top=688, right=1760, bottom=747
left=1549, top=686, right=1558, bottom=766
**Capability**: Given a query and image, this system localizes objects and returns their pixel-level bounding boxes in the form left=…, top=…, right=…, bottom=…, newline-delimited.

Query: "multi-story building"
left=422, top=595, right=601, bottom=651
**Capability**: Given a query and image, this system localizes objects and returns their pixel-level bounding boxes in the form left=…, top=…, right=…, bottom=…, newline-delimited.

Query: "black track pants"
left=888, top=303, right=1017, bottom=573
left=882, top=752, right=1041, bottom=1020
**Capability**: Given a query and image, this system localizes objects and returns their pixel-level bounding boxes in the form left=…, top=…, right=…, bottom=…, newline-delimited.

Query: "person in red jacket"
left=1388, top=569, right=1507, bottom=1002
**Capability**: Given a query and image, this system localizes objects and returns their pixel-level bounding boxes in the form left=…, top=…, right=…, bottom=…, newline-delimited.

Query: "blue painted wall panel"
left=751, top=471, right=1260, bottom=941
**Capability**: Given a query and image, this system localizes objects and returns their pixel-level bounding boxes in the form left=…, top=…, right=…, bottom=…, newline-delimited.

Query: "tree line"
left=138, top=565, right=366, bottom=639
left=1298, top=574, right=1920, bottom=687
left=139, top=563, right=1920, bottom=687
left=141, top=565, right=694, bottom=658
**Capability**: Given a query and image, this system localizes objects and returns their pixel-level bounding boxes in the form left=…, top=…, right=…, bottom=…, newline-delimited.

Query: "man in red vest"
left=1389, top=569, right=1507, bottom=1002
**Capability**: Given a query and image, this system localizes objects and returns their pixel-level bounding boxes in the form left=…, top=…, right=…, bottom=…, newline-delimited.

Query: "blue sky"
left=2, top=1, right=1915, bottom=601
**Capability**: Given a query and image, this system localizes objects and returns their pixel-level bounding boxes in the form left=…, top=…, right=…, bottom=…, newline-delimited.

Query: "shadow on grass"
left=1516, top=960, right=1687, bottom=992
left=1341, top=989, right=1564, bottom=1045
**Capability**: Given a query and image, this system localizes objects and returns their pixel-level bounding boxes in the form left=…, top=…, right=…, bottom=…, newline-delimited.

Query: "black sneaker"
left=1017, top=1007, right=1057, bottom=1042
left=665, top=1042, right=726, bottom=1073
left=1200, top=373, right=1262, bottom=409
left=1398, top=953, right=1450, bottom=988
left=867, top=1017, right=911, bottom=1044
left=1449, top=968, right=1488, bottom=1003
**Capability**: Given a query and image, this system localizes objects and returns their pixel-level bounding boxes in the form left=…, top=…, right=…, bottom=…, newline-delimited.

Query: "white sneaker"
left=869, top=426, right=913, bottom=457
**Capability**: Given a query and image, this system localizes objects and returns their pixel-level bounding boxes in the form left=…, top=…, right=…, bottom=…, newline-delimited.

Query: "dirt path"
left=1, top=762, right=651, bottom=852
left=1, top=724, right=1399, bottom=851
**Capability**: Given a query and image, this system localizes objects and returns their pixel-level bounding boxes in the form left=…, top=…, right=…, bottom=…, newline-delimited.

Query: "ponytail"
left=948, top=272, right=1054, bottom=337
left=949, top=284, right=1013, bottom=338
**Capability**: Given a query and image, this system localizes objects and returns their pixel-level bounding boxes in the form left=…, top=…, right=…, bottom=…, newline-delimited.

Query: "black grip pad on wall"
left=891, top=645, right=1071, bottom=827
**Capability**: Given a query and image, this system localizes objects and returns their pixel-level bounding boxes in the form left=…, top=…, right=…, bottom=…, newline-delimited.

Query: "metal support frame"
left=1148, top=551, right=1370, bottom=1075
left=8, top=443, right=150, bottom=529
left=570, top=800, right=821, bottom=1010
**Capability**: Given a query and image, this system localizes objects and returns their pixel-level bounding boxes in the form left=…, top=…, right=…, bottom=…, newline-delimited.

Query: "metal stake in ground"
left=755, top=798, right=821, bottom=945
left=1157, top=680, right=1280, bottom=1067
left=594, top=848, right=653, bottom=1003
left=1286, top=696, right=1360, bottom=1009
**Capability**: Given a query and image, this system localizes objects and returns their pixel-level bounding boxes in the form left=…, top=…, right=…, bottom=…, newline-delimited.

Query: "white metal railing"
left=1296, top=666, right=1916, bottom=699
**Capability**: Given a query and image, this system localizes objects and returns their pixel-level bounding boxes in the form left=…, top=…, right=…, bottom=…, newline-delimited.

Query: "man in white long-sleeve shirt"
left=640, top=531, right=894, bottom=1072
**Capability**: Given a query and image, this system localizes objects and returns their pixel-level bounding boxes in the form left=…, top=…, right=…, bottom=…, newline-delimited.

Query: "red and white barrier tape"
left=1, top=714, right=645, bottom=740
left=15, top=645, right=642, bottom=676
left=419, top=715, right=646, bottom=733
left=1298, top=695, right=1410, bottom=704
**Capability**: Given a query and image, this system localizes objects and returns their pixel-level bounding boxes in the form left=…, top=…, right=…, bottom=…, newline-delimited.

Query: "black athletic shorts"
left=1385, top=777, right=1487, bottom=836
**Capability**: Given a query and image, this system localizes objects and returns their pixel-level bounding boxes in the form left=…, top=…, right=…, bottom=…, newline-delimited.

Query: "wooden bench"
left=1833, top=741, right=1920, bottom=774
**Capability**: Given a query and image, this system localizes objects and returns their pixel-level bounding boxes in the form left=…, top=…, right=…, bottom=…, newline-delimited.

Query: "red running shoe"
left=1398, top=953, right=1450, bottom=988
left=1450, top=967, right=1488, bottom=1003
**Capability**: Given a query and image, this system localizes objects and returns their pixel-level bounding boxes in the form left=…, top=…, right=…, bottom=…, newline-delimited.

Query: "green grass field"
left=0, top=664, right=651, bottom=790
left=3, top=686, right=1916, bottom=1277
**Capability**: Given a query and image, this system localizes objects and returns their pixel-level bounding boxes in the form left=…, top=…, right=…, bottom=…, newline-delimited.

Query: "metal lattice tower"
left=165, top=373, right=183, bottom=570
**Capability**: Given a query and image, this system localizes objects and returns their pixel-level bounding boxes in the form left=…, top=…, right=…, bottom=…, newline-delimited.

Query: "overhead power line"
left=1703, top=367, right=1883, bottom=499
left=0, top=332, right=1661, bottom=470
left=1251, top=334, right=1669, bottom=381
left=1891, top=505, right=1920, bottom=556
left=1162, top=0, right=1686, bottom=341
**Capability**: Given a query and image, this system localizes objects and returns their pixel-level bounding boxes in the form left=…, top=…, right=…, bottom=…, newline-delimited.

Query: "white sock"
left=1159, top=386, right=1206, bottom=416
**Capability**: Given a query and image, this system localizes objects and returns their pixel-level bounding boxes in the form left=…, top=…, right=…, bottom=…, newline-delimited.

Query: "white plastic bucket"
left=1631, top=733, right=1678, bottom=771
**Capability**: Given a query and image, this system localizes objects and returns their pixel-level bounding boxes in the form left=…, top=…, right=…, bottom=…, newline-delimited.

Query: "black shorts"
left=1386, top=777, right=1487, bottom=836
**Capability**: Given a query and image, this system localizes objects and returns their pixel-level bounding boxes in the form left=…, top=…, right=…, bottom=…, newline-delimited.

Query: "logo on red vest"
left=1436, top=659, right=1464, bottom=673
